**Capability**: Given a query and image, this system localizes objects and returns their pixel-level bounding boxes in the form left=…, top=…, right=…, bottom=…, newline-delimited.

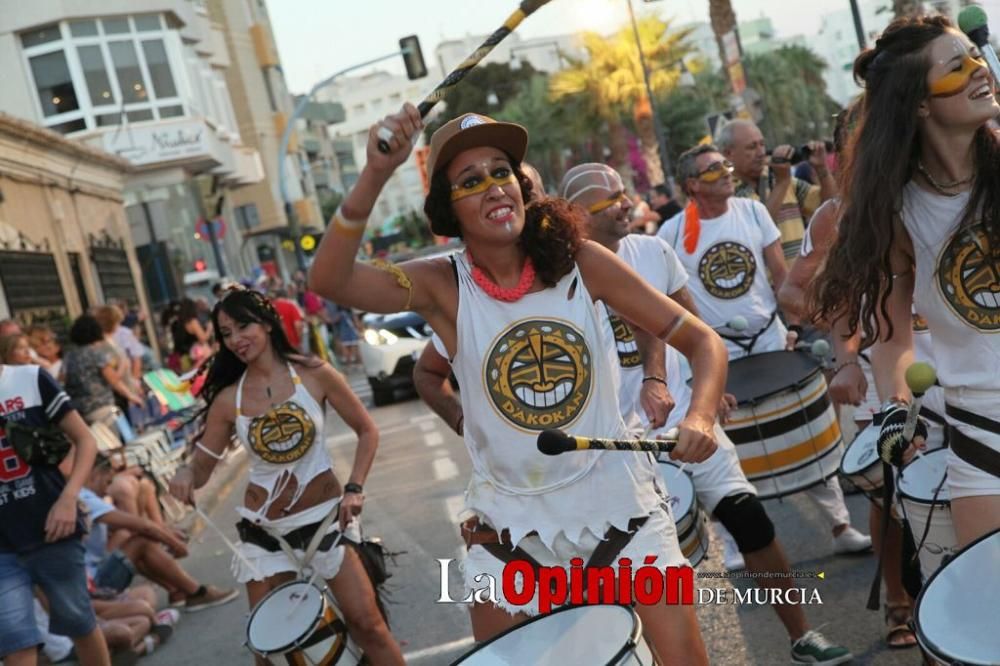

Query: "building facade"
left=0, top=112, right=156, bottom=348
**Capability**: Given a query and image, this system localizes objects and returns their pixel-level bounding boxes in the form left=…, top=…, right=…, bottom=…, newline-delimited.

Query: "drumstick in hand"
left=537, top=429, right=678, bottom=456
left=903, top=362, right=936, bottom=442
left=376, top=0, right=552, bottom=153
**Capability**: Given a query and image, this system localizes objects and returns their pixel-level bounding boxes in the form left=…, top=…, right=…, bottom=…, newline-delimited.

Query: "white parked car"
left=359, top=311, right=432, bottom=406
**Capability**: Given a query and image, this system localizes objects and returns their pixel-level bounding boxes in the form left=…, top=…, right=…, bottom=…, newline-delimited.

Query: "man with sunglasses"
left=657, top=144, right=871, bottom=562
left=715, top=119, right=837, bottom=262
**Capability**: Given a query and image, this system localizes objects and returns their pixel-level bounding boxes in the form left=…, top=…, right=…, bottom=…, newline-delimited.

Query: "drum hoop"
left=839, top=435, right=880, bottom=476
left=246, top=580, right=329, bottom=656
left=605, top=607, right=644, bottom=665
left=451, top=604, right=638, bottom=664
left=730, top=365, right=821, bottom=408
left=913, top=527, right=1000, bottom=665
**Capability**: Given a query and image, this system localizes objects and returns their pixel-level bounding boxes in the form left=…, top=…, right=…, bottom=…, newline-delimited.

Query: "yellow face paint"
left=450, top=170, right=518, bottom=201
left=696, top=160, right=734, bottom=183
left=929, top=55, right=988, bottom=98
left=587, top=191, right=628, bottom=214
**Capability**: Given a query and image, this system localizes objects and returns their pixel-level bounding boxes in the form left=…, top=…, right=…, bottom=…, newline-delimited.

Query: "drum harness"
left=714, top=311, right=778, bottom=355
left=943, top=404, right=1000, bottom=478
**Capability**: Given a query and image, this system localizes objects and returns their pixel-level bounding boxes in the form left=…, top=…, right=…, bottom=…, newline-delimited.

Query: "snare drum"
left=722, top=351, right=844, bottom=499
left=657, top=462, right=709, bottom=567
left=246, top=580, right=359, bottom=664
left=914, top=528, right=1000, bottom=665
left=838, top=425, right=883, bottom=493
left=452, top=604, right=653, bottom=665
left=898, top=448, right=957, bottom=579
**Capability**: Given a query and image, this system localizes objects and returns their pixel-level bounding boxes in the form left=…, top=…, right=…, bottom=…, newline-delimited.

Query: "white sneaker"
left=714, top=522, right=746, bottom=570
left=833, top=525, right=872, bottom=554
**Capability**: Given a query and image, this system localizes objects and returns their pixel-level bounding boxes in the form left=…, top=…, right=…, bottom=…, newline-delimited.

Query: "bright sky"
left=269, top=0, right=1000, bottom=94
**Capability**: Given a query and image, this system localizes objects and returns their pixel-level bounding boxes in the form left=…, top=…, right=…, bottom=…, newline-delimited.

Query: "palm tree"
left=708, top=0, right=738, bottom=89
left=892, top=0, right=922, bottom=18
left=550, top=17, right=694, bottom=186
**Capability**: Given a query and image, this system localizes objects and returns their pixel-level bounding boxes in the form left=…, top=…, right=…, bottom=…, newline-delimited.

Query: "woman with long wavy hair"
left=812, top=15, right=1000, bottom=549
left=308, top=107, right=728, bottom=663
left=168, top=288, right=404, bottom=664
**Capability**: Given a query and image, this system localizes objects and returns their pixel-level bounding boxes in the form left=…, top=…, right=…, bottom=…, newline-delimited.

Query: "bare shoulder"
left=293, top=358, right=344, bottom=387
left=209, top=384, right=238, bottom=421
left=575, top=239, right=616, bottom=269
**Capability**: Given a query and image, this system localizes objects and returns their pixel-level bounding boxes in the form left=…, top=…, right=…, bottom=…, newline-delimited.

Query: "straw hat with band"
left=425, top=113, right=528, bottom=236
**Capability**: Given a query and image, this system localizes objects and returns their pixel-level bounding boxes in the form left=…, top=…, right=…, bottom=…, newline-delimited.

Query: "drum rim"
left=897, top=449, right=951, bottom=505
left=913, top=527, right=1000, bottom=665
left=656, top=460, right=695, bottom=513
left=450, top=603, right=643, bottom=665
left=724, top=351, right=822, bottom=406
left=839, top=427, right=880, bottom=477
left=246, top=579, right=329, bottom=655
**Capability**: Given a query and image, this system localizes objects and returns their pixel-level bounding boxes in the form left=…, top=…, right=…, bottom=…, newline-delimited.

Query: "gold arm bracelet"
left=370, top=259, right=414, bottom=310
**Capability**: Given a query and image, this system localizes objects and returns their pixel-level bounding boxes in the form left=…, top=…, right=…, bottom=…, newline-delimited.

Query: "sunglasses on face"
left=695, top=160, right=734, bottom=182
left=929, top=55, right=988, bottom=98
left=450, top=166, right=518, bottom=202
left=587, top=191, right=629, bottom=214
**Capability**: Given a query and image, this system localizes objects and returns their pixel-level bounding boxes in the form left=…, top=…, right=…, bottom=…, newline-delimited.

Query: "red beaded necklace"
left=466, top=249, right=536, bottom=302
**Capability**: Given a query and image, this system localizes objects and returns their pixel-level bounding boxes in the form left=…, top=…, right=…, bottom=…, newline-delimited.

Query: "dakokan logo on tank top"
left=248, top=402, right=317, bottom=464
left=607, top=312, right=640, bottom=368
left=697, top=241, right=756, bottom=299
left=937, top=225, right=1000, bottom=331
left=484, top=319, right=593, bottom=431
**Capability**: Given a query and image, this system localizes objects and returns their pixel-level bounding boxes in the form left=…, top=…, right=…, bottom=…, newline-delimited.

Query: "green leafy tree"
left=657, top=69, right=730, bottom=172
left=550, top=17, right=696, bottom=185
left=742, top=45, right=841, bottom=146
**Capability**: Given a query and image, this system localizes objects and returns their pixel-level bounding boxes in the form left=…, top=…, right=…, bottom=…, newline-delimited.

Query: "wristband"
left=642, top=376, right=667, bottom=386
left=832, top=359, right=861, bottom=377
left=787, top=324, right=803, bottom=337
left=344, top=482, right=364, bottom=495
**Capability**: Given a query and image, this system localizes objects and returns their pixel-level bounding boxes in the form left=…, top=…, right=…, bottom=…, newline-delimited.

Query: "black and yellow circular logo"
left=607, top=312, right=640, bottom=369
left=698, top=241, right=756, bottom=299
left=484, top=319, right=592, bottom=431
left=937, top=225, right=1000, bottom=331
left=248, top=402, right=316, bottom=464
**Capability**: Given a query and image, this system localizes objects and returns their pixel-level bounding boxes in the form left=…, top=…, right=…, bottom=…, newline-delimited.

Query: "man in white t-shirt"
left=658, top=145, right=870, bottom=559
left=559, top=162, right=852, bottom=665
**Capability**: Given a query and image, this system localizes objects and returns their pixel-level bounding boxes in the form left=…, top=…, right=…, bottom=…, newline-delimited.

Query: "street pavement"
left=145, top=374, right=920, bottom=666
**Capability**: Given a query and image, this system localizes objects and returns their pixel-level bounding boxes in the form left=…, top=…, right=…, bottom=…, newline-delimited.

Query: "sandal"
left=885, top=603, right=917, bottom=650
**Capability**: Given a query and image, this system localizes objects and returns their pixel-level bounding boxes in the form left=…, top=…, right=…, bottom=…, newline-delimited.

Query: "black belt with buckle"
left=236, top=518, right=343, bottom=553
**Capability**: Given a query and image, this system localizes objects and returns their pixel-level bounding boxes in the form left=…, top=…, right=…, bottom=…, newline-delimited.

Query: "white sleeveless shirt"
left=901, top=182, right=1000, bottom=394
left=451, top=253, right=662, bottom=547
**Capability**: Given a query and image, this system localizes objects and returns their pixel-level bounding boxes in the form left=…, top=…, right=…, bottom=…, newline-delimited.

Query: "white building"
left=435, top=32, right=586, bottom=76
left=0, top=0, right=268, bottom=304
left=315, top=69, right=436, bottom=229
left=815, top=2, right=894, bottom=106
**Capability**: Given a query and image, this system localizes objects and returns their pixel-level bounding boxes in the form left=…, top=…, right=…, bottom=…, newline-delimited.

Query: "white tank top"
left=451, top=253, right=661, bottom=547
left=233, top=364, right=331, bottom=520
left=901, top=182, right=1000, bottom=394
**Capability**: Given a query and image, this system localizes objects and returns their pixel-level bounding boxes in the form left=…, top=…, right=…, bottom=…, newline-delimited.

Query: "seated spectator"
left=0, top=360, right=110, bottom=665
left=62, top=314, right=143, bottom=428
left=0, top=333, right=32, bottom=365
left=93, top=306, right=144, bottom=424
left=80, top=452, right=239, bottom=613
left=91, top=585, right=179, bottom=658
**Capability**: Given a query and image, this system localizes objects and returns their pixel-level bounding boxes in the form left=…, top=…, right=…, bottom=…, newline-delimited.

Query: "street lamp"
left=625, top=0, right=673, bottom=188
left=279, top=38, right=426, bottom=271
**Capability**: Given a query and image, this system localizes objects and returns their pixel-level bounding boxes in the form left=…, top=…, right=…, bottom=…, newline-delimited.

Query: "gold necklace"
left=916, top=160, right=974, bottom=194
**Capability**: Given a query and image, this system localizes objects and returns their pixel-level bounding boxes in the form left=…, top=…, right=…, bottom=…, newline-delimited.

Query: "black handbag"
left=0, top=416, right=72, bottom=467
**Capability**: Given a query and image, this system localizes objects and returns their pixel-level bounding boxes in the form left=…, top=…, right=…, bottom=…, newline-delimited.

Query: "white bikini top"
left=233, top=363, right=330, bottom=519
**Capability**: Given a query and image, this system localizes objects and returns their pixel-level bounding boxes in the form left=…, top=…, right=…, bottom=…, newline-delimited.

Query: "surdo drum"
left=897, top=448, right=958, bottom=579
left=245, top=580, right=360, bottom=665
left=657, top=461, right=709, bottom=567
left=452, top=604, right=654, bottom=665
left=722, top=351, right=844, bottom=499
left=914, top=528, right=1000, bottom=665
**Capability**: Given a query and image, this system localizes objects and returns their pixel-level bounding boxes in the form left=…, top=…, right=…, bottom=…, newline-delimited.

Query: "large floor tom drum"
left=722, top=351, right=844, bottom=499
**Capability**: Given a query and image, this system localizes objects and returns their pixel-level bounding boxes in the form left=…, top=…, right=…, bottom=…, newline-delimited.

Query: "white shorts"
left=463, top=505, right=687, bottom=616
left=686, top=423, right=757, bottom=514
left=231, top=499, right=361, bottom=584
left=853, top=358, right=881, bottom=424
left=946, top=428, right=1000, bottom=500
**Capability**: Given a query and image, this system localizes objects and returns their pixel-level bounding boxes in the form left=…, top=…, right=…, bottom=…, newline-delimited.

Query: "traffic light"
left=399, top=35, right=427, bottom=80
left=193, top=259, right=207, bottom=272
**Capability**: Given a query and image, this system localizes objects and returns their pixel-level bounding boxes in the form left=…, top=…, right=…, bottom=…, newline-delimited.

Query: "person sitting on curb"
left=80, top=451, right=239, bottom=612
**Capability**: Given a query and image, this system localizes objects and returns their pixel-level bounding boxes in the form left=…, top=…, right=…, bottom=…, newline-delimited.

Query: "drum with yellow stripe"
left=722, top=351, right=844, bottom=499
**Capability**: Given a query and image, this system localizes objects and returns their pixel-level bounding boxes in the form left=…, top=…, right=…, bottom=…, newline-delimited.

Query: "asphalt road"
left=144, top=375, right=921, bottom=666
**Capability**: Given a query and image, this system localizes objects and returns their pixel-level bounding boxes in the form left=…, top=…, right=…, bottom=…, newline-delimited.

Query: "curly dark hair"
left=69, top=314, right=105, bottom=346
left=193, top=289, right=316, bottom=425
left=424, top=161, right=581, bottom=286
left=810, top=15, right=1000, bottom=344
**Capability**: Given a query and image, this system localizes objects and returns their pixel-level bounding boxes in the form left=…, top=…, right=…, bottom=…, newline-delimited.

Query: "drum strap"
left=715, top=310, right=778, bottom=354
left=866, top=461, right=896, bottom=611
left=949, top=428, right=1000, bottom=479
